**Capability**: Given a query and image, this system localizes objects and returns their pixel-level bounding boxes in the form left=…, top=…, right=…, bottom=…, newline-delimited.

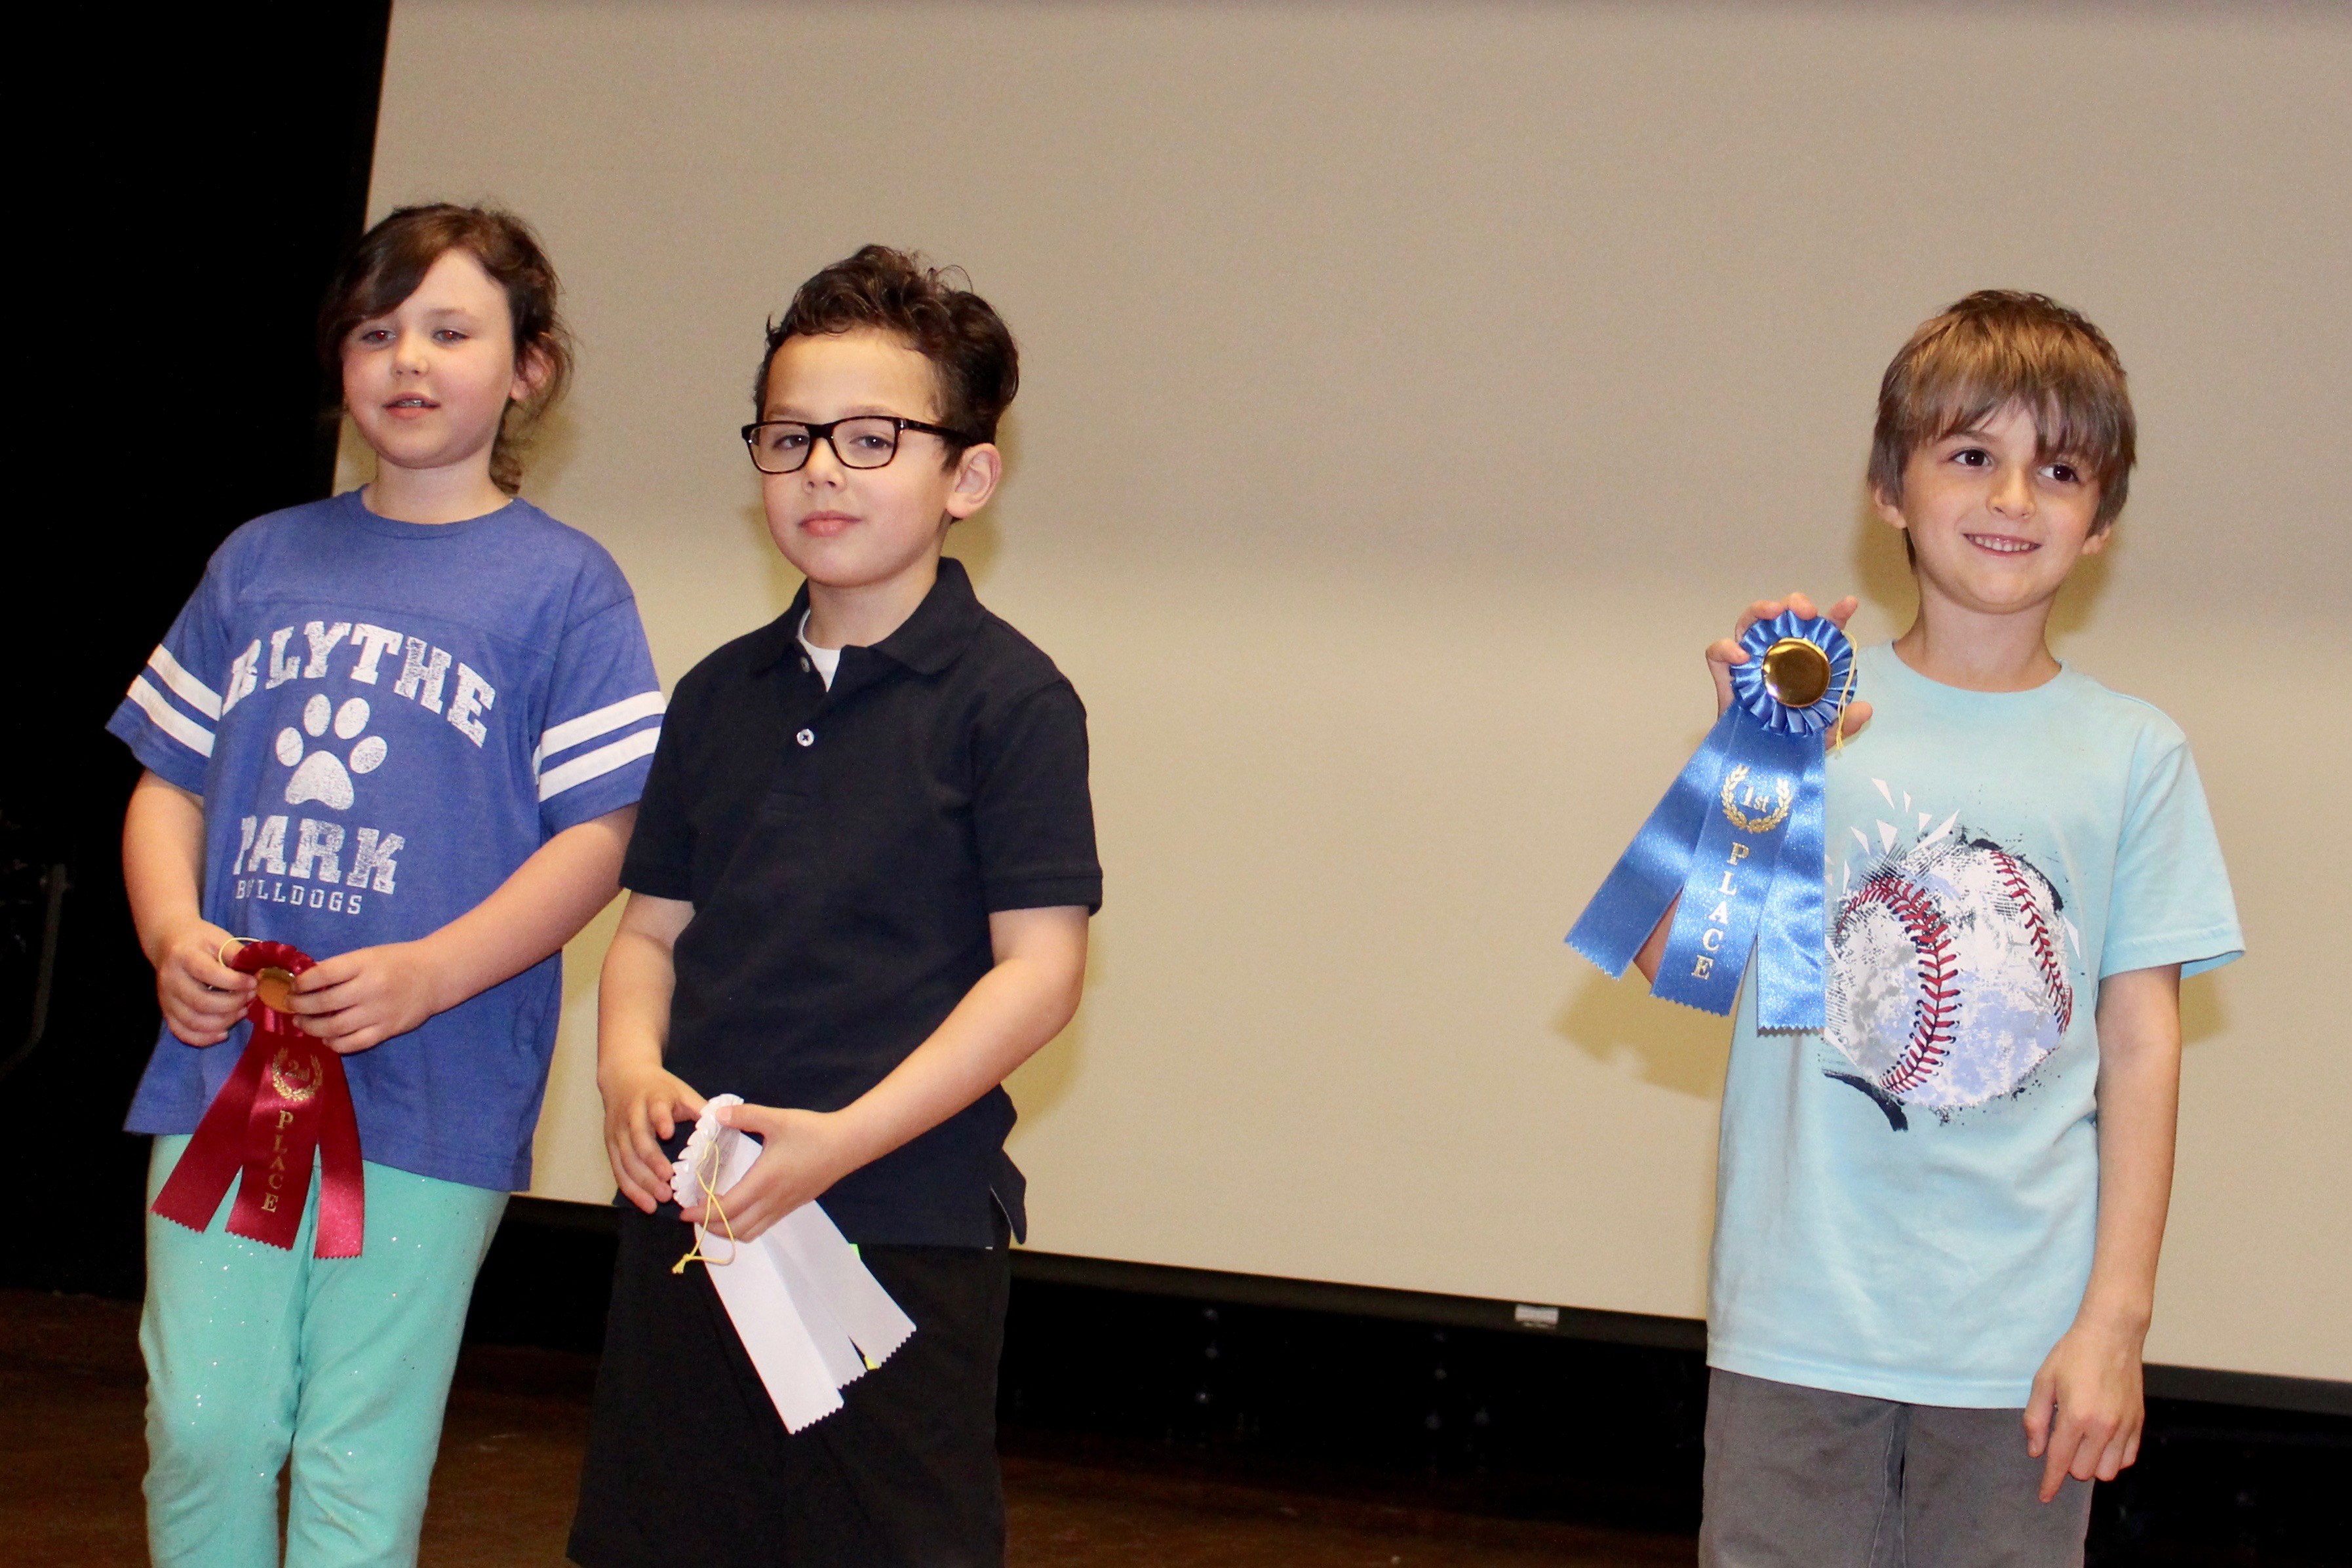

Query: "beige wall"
left=359, top=1, right=2351, bottom=1381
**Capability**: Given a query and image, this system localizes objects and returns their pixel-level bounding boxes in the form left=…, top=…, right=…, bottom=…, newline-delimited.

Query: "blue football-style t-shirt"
left=108, top=489, right=663, bottom=1192
left=1707, top=644, right=2242, bottom=1407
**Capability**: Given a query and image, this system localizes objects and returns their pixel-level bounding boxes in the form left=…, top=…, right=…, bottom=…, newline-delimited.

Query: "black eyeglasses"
left=740, top=416, right=976, bottom=475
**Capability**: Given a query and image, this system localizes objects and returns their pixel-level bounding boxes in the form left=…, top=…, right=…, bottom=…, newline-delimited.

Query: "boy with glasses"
left=569, top=246, right=1101, bottom=1568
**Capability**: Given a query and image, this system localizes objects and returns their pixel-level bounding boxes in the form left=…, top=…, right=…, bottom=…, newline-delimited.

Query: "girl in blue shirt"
left=111, top=204, right=663, bottom=1567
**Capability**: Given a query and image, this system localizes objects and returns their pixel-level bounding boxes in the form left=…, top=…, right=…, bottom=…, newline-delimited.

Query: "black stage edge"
left=489, top=1196, right=2351, bottom=1418
left=1010, top=1245, right=1707, bottom=1351
left=468, top=1198, right=2347, bottom=1561
left=1017, top=1247, right=2352, bottom=1419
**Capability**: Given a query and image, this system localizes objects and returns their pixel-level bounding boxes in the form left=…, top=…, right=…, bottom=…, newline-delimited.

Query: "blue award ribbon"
left=1567, top=612, right=1854, bottom=1028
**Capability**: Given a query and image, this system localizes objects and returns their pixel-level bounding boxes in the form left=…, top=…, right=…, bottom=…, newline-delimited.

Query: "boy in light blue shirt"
left=1640, top=292, right=2242, bottom=1565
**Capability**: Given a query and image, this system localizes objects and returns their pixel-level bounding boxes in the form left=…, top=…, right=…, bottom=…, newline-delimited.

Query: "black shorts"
left=568, top=1203, right=1011, bottom=1568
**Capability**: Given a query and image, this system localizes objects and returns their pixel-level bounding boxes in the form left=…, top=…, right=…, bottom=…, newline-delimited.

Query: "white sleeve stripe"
left=147, top=645, right=224, bottom=720
left=127, top=675, right=216, bottom=758
left=533, top=690, right=667, bottom=772
left=538, top=727, right=660, bottom=802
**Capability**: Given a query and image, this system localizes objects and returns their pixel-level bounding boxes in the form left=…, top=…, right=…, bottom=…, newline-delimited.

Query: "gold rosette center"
left=255, top=967, right=297, bottom=1014
left=1761, top=637, right=1831, bottom=709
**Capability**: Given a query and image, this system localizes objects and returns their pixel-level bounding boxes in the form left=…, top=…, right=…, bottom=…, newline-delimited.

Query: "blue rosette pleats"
left=1567, top=612, right=1854, bottom=1029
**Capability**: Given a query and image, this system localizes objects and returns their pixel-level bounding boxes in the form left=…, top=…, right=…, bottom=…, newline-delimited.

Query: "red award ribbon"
left=150, top=941, right=366, bottom=1257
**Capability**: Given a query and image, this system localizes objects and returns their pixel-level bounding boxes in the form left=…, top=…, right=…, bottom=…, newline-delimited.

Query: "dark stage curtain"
left=3, top=3, right=394, bottom=1296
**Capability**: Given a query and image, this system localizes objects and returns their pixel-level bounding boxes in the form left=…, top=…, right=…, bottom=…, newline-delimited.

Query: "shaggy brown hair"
left=756, top=245, right=1018, bottom=461
left=1872, top=290, right=2136, bottom=541
left=318, top=203, right=574, bottom=494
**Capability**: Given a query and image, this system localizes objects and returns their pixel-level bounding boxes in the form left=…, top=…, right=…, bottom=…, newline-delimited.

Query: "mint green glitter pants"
left=141, top=1134, right=508, bottom=1568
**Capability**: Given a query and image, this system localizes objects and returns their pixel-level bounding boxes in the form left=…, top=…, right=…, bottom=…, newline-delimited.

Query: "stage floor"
left=1, top=1288, right=1689, bottom=1566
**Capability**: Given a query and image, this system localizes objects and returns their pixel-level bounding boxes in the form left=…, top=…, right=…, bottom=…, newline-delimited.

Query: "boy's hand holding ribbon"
left=1707, top=593, right=1873, bottom=749
left=1571, top=591, right=1870, bottom=1027
left=677, top=1101, right=867, bottom=1244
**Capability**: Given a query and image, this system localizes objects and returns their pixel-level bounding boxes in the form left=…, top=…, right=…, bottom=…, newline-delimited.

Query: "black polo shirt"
left=622, top=557, right=1101, bottom=1247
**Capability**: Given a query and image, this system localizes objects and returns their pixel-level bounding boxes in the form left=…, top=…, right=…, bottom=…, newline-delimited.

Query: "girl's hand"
left=2024, top=1319, right=2147, bottom=1502
left=281, top=941, right=450, bottom=1054
left=153, top=920, right=257, bottom=1045
left=681, top=1102, right=859, bottom=1244
left=1706, top=590, right=1874, bottom=740
left=600, top=1064, right=706, bottom=1214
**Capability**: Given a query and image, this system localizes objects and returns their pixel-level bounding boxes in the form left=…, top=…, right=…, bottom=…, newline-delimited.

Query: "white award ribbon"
left=670, top=1095, right=918, bottom=1433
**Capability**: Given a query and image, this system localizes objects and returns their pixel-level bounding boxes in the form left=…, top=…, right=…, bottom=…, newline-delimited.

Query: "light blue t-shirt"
left=107, top=490, right=663, bottom=1191
left=1707, top=643, right=2242, bottom=1407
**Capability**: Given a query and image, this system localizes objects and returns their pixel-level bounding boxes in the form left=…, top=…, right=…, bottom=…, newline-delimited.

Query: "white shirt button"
left=795, top=728, right=815, bottom=747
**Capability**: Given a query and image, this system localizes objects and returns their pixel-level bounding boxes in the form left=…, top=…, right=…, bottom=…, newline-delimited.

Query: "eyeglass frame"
left=739, top=414, right=981, bottom=475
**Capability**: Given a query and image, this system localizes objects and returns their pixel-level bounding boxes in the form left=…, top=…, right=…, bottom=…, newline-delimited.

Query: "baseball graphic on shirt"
left=1824, top=791, right=2074, bottom=1127
left=278, top=694, right=388, bottom=810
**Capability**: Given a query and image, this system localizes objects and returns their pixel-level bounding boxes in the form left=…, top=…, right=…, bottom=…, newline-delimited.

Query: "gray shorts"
left=1700, top=1369, right=2095, bottom=1568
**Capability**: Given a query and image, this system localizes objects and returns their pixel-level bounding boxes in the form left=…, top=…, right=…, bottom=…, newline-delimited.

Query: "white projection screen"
left=349, top=2, right=2350, bottom=1386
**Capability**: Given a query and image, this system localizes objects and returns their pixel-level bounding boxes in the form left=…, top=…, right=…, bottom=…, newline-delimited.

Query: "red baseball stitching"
left=1984, top=846, right=2074, bottom=1032
left=1838, top=871, right=1957, bottom=1096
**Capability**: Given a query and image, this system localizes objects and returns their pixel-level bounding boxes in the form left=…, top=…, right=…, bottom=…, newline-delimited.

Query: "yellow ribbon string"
left=671, top=1133, right=743, bottom=1274
left=209, top=937, right=258, bottom=999
left=1828, top=649, right=1860, bottom=758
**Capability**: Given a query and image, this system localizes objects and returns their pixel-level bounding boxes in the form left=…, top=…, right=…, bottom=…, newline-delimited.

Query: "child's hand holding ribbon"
left=151, top=919, right=258, bottom=1045
left=603, top=1062, right=707, bottom=1215
left=1571, top=593, right=1862, bottom=1025
left=681, top=1102, right=862, bottom=1244
left=1707, top=591, right=1873, bottom=742
left=275, top=940, right=454, bottom=1055
left=152, top=939, right=366, bottom=1256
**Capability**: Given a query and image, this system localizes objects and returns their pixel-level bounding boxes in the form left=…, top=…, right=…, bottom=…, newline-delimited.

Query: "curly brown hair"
left=756, top=245, right=1018, bottom=461
left=318, top=203, right=574, bottom=494
left=1872, top=290, right=2136, bottom=543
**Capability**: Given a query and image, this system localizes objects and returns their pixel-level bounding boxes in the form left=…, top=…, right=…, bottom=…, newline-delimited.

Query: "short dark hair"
left=1872, top=290, right=2136, bottom=543
left=318, top=203, right=574, bottom=494
left=755, top=245, right=1018, bottom=461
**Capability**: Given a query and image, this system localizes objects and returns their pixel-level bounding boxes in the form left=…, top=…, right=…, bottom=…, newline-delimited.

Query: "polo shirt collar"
left=745, top=557, right=985, bottom=676
left=873, top=557, right=986, bottom=674
left=745, top=583, right=813, bottom=675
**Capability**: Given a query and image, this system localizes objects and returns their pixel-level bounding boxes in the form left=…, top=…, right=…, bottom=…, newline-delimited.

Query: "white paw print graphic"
left=277, top=695, right=388, bottom=810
